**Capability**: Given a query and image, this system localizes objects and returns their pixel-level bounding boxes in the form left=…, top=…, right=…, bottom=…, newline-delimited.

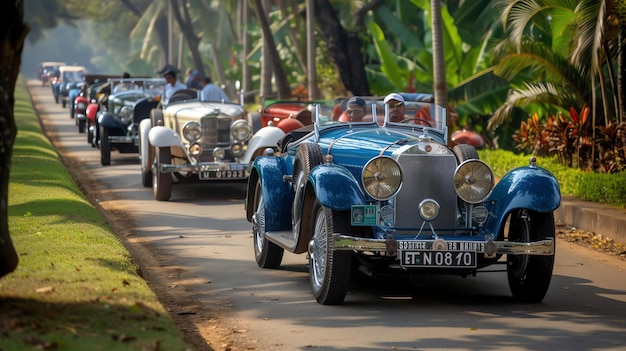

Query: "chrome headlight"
left=231, top=119, right=252, bottom=142
left=362, top=156, right=402, bottom=200
left=189, top=143, right=203, bottom=157
left=183, top=121, right=202, bottom=142
left=418, top=199, right=440, bottom=221
left=231, top=143, right=247, bottom=157
left=77, top=102, right=87, bottom=110
left=119, top=106, right=133, bottom=124
left=453, top=160, right=494, bottom=203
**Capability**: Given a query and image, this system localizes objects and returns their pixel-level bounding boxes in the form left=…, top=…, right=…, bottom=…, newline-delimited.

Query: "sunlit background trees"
left=22, top=0, right=626, bottom=173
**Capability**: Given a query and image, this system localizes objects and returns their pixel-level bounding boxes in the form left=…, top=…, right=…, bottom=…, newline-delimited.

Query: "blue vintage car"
left=245, top=100, right=560, bottom=305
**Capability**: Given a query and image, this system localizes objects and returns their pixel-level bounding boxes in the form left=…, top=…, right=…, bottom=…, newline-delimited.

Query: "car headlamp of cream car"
left=246, top=96, right=560, bottom=306
left=183, top=121, right=202, bottom=142
left=231, top=119, right=252, bottom=142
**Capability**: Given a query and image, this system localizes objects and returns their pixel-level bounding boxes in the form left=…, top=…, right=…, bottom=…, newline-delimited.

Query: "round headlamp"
left=231, top=143, right=247, bottom=157
left=183, top=121, right=202, bottom=142
left=189, top=143, right=203, bottom=157
left=213, top=147, right=225, bottom=161
left=453, top=160, right=494, bottom=203
left=362, top=156, right=402, bottom=200
left=119, top=106, right=133, bottom=124
left=418, top=199, right=440, bottom=221
left=231, top=119, right=252, bottom=142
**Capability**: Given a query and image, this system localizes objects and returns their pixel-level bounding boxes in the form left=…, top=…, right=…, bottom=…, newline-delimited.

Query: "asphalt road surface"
left=27, top=80, right=626, bottom=351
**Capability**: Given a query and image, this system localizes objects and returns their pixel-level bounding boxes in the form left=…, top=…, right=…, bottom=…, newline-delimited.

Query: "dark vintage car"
left=245, top=101, right=560, bottom=305
left=97, top=78, right=166, bottom=166
left=139, top=92, right=283, bottom=201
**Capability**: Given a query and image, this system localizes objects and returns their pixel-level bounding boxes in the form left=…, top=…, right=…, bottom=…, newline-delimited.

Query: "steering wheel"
left=399, top=117, right=433, bottom=127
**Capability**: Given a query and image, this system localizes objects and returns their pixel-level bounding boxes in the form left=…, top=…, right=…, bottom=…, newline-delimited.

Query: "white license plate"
left=199, top=170, right=245, bottom=180
left=400, top=251, right=476, bottom=268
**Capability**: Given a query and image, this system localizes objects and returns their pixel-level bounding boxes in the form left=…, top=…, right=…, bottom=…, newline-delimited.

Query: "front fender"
left=308, top=164, right=366, bottom=211
left=139, top=119, right=152, bottom=170
left=241, top=126, right=285, bottom=165
left=86, top=103, right=98, bottom=122
left=247, top=156, right=292, bottom=231
left=148, top=125, right=186, bottom=149
left=97, top=111, right=120, bottom=128
left=483, top=166, right=561, bottom=239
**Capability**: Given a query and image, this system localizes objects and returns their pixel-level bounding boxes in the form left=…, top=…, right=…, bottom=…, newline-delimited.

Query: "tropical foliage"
left=23, top=0, right=626, bottom=172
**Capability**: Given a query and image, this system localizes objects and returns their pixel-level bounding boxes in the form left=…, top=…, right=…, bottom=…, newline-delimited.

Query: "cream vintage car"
left=139, top=91, right=284, bottom=201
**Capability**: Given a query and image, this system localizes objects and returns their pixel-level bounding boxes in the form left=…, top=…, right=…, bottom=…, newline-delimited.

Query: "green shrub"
left=478, top=149, right=625, bottom=208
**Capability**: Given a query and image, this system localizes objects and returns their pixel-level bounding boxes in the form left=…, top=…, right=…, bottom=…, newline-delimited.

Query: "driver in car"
left=384, top=93, right=405, bottom=122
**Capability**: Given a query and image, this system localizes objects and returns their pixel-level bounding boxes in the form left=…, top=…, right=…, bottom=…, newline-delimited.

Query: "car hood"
left=315, top=126, right=448, bottom=158
left=165, top=101, right=244, bottom=118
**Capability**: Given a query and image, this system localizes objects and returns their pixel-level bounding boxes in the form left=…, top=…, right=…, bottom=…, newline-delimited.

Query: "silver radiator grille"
left=201, top=117, right=231, bottom=146
left=393, top=154, right=459, bottom=233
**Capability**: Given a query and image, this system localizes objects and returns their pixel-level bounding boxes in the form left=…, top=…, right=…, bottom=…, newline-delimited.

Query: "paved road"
left=28, top=81, right=626, bottom=351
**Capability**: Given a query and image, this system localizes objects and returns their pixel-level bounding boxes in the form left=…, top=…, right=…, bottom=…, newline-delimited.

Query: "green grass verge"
left=0, top=77, right=192, bottom=351
left=479, top=149, right=626, bottom=208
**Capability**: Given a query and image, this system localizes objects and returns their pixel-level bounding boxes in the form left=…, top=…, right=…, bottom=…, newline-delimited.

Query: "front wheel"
left=252, top=180, right=284, bottom=268
left=507, top=209, right=555, bottom=303
left=78, top=119, right=86, bottom=133
left=152, top=147, right=172, bottom=201
left=99, top=126, right=111, bottom=166
left=309, top=199, right=352, bottom=305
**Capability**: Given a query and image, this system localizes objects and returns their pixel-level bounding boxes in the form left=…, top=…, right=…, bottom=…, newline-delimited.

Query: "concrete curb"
left=554, top=196, right=626, bottom=245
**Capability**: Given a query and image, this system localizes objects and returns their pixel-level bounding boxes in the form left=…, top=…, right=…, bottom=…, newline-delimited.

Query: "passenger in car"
left=340, top=96, right=366, bottom=122
left=200, top=75, right=230, bottom=102
left=163, top=70, right=187, bottom=103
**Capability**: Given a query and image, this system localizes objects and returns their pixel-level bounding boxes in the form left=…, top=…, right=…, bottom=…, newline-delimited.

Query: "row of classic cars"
left=50, top=71, right=560, bottom=306
left=244, top=100, right=561, bottom=305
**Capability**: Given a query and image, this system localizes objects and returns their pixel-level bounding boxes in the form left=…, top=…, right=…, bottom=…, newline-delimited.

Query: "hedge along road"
left=27, top=79, right=626, bottom=351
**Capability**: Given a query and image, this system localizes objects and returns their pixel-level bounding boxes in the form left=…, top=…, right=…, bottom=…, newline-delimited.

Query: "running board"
left=265, top=231, right=297, bottom=251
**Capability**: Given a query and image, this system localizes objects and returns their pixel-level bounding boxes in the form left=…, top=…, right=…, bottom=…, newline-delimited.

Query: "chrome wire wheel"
left=252, top=180, right=283, bottom=268
left=310, top=208, right=328, bottom=292
left=308, top=199, right=351, bottom=305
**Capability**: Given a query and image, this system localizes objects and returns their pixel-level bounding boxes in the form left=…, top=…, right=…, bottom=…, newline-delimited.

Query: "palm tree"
left=490, top=0, right=625, bottom=129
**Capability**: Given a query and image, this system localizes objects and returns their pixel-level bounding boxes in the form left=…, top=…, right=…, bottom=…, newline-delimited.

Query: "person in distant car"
left=200, top=76, right=230, bottom=102
left=113, top=72, right=135, bottom=93
left=384, top=93, right=406, bottom=123
left=163, top=70, right=187, bottom=103
left=185, top=69, right=203, bottom=90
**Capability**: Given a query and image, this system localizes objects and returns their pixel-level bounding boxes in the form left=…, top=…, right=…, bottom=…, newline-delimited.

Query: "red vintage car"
left=248, top=97, right=335, bottom=134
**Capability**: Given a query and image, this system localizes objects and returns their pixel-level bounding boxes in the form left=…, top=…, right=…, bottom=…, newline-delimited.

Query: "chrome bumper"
left=333, top=234, right=555, bottom=256
left=158, top=162, right=249, bottom=179
left=109, top=135, right=137, bottom=144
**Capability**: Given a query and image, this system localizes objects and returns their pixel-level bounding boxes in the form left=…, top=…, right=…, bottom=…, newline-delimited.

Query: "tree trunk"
left=255, top=0, right=291, bottom=99
left=0, top=0, right=28, bottom=278
left=170, top=0, right=205, bottom=77
left=313, top=0, right=370, bottom=96
left=431, top=0, right=452, bottom=143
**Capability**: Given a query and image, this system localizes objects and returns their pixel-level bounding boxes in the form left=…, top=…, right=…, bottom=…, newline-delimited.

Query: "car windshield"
left=62, top=71, right=85, bottom=82
left=109, top=78, right=166, bottom=98
left=314, top=100, right=447, bottom=131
